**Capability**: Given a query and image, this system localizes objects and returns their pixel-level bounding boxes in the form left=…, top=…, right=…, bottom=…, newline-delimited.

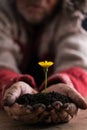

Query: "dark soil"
left=16, top=92, right=73, bottom=106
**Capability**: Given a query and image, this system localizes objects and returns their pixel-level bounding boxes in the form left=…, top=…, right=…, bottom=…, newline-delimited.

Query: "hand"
left=3, top=81, right=43, bottom=124
left=43, top=83, right=87, bottom=109
left=3, top=83, right=87, bottom=124
left=39, top=83, right=87, bottom=123
left=4, top=103, right=46, bottom=124
left=3, top=81, right=54, bottom=124
left=3, top=81, right=37, bottom=106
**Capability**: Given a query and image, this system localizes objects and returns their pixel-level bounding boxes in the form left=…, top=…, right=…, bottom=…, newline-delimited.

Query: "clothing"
left=0, top=0, right=87, bottom=107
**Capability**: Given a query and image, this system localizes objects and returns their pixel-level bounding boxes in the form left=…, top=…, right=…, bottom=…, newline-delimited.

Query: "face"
left=16, top=0, right=58, bottom=24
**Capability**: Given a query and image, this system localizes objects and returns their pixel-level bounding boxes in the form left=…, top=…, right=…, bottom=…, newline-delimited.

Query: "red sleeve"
left=0, top=68, right=36, bottom=107
left=39, top=67, right=87, bottom=97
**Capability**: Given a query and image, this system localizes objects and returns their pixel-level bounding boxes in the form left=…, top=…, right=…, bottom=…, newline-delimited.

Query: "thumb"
left=3, top=82, right=21, bottom=106
left=3, top=81, right=37, bottom=106
left=45, top=83, right=87, bottom=109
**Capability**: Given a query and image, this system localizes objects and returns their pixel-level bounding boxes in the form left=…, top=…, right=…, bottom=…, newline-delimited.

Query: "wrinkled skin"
left=3, top=82, right=87, bottom=124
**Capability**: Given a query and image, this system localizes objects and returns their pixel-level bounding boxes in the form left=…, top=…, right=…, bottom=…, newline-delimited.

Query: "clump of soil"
left=16, top=92, right=73, bottom=106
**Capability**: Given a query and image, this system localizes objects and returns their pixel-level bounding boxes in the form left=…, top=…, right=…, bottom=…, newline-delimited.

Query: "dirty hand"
left=3, top=83, right=87, bottom=124
left=3, top=81, right=37, bottom=106
left=3, top=81, right=42, bottom=123
left=39, top=83, right=87, bottom=123
left=3, top=81, right=52, bottom=124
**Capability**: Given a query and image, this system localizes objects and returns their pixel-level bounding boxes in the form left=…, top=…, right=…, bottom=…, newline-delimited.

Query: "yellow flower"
left=38, top=61, right=54, bottom=94
left=38, top=61, right=54, bottom=68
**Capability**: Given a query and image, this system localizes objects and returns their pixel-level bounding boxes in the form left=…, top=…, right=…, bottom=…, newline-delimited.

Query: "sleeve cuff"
left=39, top=73, right=74, bottom=91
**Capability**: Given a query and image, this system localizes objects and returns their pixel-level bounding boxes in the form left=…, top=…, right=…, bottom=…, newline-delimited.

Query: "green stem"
left=44, top=68, right=48, bottom=94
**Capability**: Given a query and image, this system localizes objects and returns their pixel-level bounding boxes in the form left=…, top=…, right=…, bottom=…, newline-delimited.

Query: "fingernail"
left=52, top=101, right=63, bottom=110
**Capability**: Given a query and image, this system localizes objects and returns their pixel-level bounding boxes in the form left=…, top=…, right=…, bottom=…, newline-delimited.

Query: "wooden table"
left=0, top=102, right=87, bottom=130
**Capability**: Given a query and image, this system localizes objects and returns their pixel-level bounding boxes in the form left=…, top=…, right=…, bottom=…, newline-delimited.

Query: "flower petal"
left=38, top=61, right=54, bottom=68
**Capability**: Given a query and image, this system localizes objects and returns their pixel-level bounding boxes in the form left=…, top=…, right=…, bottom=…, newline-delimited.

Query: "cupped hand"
left=3, top=81, right=43, bottom=124
left=3, top=83, right=87, bottom=124
left=3, top=81, right=37, bottom=106
left=38, top=83, right=87, bottom=123
left=43, top=83, right=87, bottom=109
left=4, top=103, right=46, bottom=124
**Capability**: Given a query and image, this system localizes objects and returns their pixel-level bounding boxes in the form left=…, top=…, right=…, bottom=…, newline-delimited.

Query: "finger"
left=57, top=110, right=70, bottom=123
left=33, top=103, right=46, bottom=115
left=3, top=86, right=21, bottom=106
left=52, top=101, right=63, bottom=110
left=49, top=108, right=68, bottom=123
left=42, top=101, right=63, bottom=123
left=18, top=104, right=46, bottom=124
left=65, top=85, right=87, bottom=109
left=4, top=103, right=47, bottom=124
left=46, top=84, right=87, bottom=109
left=50, top=109, right=59, bottom=123
left=3, top=81, right=37, bottom=106
left=63, top=103, right=78, bottom=117
left=32, top=104, right=52, bottom=123
left=4, top=103, right=33, bottom=119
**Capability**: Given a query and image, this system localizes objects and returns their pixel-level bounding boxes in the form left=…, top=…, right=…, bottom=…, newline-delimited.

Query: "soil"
left=16, top=92, right=73, bottom=106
